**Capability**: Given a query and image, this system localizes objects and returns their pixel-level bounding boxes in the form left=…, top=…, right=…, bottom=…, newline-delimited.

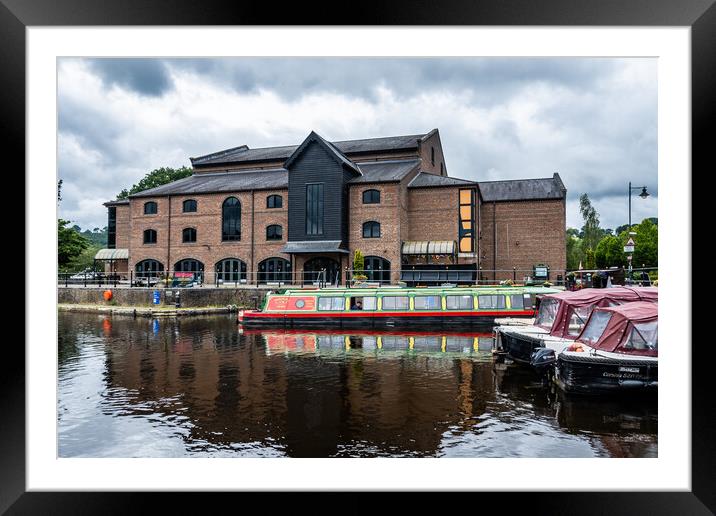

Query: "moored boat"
left=493, top=287, right=657, bottom=368
left=238, top=285, right=560, bottom=329
left=553, top=301, right=658, bottom=394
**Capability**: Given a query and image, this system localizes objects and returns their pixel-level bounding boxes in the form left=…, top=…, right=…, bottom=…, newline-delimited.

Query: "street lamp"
left=627, top=182, right=650, bottom=283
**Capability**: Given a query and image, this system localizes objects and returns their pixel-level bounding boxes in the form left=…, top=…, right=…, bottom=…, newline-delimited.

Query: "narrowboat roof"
left=269, top=285, right=561, bottom=296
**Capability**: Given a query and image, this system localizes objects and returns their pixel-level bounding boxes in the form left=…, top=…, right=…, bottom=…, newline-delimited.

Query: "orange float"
left=103, top=290, right=113, bottom=301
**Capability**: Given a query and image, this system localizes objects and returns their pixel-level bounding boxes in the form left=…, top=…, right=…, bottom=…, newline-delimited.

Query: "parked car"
left=133, top=275, right=161, bottom=287
left=69, top=268, right=101, bottom=280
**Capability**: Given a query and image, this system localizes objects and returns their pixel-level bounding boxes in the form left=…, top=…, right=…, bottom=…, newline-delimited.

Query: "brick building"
left=100, top=129, right=566, bottom=285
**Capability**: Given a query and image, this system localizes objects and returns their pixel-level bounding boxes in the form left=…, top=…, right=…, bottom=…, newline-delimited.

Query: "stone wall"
left=58, top=287, right=270, bottom=309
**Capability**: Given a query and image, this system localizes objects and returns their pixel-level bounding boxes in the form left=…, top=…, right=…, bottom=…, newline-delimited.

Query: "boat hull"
left=497, top=330, right=548, bottom=364
left=554, top=353, right=658, bottom=394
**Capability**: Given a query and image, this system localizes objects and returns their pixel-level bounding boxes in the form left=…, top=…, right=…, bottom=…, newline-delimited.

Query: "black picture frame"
left=5, top=0, right=709, bottom=512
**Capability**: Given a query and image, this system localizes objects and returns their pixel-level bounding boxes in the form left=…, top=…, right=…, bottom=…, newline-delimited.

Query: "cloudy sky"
left=58, top=57, right=657, bottom=231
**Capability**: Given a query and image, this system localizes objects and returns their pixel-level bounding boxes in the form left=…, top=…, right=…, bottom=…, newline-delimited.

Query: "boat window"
left=509, top=294, right=524, bottom=310
left=523, top=294, right=535, bottom=309
left=381, top=296, right=409, bottom=310
left=477, top=295, right=506, bottom=309
left=534, top=298, right=559, bottom=327
left=624, top=321, right=658, bottom=350
left=414, top=295, right=441, bottom=310
left=579, top=311, right=612, bottom=345
left=567, top=306, right=594, bottom=336
left=362, top=297, right=377, bottom=310
left=446, top=295, right=473, bottom=310
left=349, top=296, right=376, bottom=311
left=318, top=297, right=346, bottom=311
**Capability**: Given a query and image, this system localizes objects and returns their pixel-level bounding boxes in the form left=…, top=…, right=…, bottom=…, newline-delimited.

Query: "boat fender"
left=103, top=290, right=113, bottom=301
left=530, top=347, right=556, bottom=370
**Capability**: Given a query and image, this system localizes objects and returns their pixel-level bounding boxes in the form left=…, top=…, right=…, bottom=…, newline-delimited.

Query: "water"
left=58, top=312, right=657, bottom=458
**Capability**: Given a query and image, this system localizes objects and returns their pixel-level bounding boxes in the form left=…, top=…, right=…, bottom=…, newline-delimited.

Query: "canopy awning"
left=281, top=240, right=350, bottom=254
left=94, top=248, right=129, bottom=260
left=401, top=240, right=455, bottom=255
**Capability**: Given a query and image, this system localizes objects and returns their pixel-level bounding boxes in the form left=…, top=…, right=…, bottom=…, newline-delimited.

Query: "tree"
left=566, top=230, right=584, bottom=271
left=116, top=166, right=193, bottom=199
left=58, top=219, right=89, bottom=269
left=595, top=235, right=626, bottom=268
left=632, top=218, right=658, bottom=267
left=353, top=249, right=365, bottom=275
left=579, top=194, right=602, bottom=254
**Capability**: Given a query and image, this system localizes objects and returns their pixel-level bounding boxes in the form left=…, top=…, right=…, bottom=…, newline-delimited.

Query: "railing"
left=58, top=267, right=568, bottom=288
left=566, top=267, right=657, bottom=288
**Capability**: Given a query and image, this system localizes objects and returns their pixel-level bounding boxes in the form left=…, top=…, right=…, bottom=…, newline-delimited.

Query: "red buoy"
left=103, top=290, right=113, bottom=301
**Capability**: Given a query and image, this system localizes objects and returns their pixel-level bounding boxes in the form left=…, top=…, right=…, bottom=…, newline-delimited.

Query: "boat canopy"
left=535, top=287, right=658, bottom=339
left=576, top=301, right=658, bottom=356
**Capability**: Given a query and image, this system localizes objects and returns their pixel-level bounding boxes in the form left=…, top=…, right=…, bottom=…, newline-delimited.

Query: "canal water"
left=58, top=312, right=657, bottom=458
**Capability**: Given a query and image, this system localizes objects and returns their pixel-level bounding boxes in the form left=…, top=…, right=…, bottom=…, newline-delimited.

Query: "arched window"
left=135, top=259, right=163, bottom=278
left=364, top=256, right=391, bottom=284
left=266, top=225, right=283, bottom=241
left=174, top=259, right=204, bottom=282
left=258, top=257, right=292, bottom=284
left=144, top=201, right=157, bottom=215
left=215, top=258, right=247, bottom=283
left=362, top=221, right=381, bottom=238
left=267, top=194, right=283, bottom=209
left=362, top=189, right=380, bottom=204
left=222, top=197, right=241, bottom=241
left=183, top=199, right=197, bottom=212
left=143, top=229, right=157, bottom=244
left=182, top=227, right=197, bottom=243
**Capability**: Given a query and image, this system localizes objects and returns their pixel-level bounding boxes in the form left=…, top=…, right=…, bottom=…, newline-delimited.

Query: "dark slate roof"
left=103, top=199, right=130, bottom=206
left=191, top=132, right=428, bottom=167
left=479, top=173, right=567, bottom=202
left=284, top=131, right=361, bottom=175
left=128, top=168, right=288, bottom=198
left=281, top=241, right=349, bottom=254
left=407, top=172, right=476, bottom=188
left=351, top=159, right=421, bottom=183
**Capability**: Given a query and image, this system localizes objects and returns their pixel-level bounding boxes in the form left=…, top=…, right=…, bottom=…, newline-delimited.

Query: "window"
left=523, top=294, right=536, bottom=310
left=431, top=146, right=435, bottom=165
left=182, top=227, right=196, bottom=243
left=509, top=294, right=524, bottom=310
left=458, top=189, right=475, bottom=253
left=414, top=295, right=441, bottom=310
left=174, top=259, right=204, bottom=282
left=143, top=229, right=157, bottom=244
left=364, top=256, right=391, bottom=284
left=350, top=297, right=374, bottom=310
left=535, top=298, right=559, bottom=327
left=440, top=163, right=444, bottom=175
left=267, top=195, right=283, bottom=209
left=144, top=201, right=157, bottom=215
left=446, top=295, right=473, bottom=310
left=318, top=297, right=346, bottom=311
left=477, top=295, right=505, bottom=309
left=362, top=189, right=380, bottom=204
left=580, top=311, right=613, bottom=345
left=624, top=321, right=658, bottom=350
left=567, top=306, right=594, bottom=336
left=362, top=221, right=381, bottom=238
left=305, top=184, right=324, bottom=235
left=107, top=207, right=116, bottom=249
left=215, top=258, right=247, bottom=282
left=258, top=257, right=291, bottom=283
left=362, top=297, right=377, bottom=310
left=266, top=225, right=283, bottom=241
left=183, top=199, right=197, bottom=212
left=135, top=259, right=163, bottom=277
left=222, top=197, right=241, bottom=241
left=381, top=296, right=409, bottom=311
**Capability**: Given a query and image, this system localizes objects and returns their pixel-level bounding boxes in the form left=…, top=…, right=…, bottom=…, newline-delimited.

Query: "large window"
left=143, top=229, right=157, bottom=244
left=305, top=184, right=324, bottom=235
left=414, top=295, right=441, bottom=310
left=458, top=189, right=475, bottom=253
left=183, top=199, right=197, bottom=213
left=182, top=227, right=197, bottom=243
left=135, top=259, right=163, bottom=277
left=174, top=259, right=204, bottom=282
left=258, top=257, right=292, bottom=283
left=266, top=225, right=283, bottom=241
left=215, top=258, right=247, bottom=282
left=580, top=311, right=613, bottom=345
left=107, top=207, right=116, bottom=249
left=381, top=296, right=409, bottom=311
left=318, top=297, right=346, bottom=311
left=535, top=298, right=559, bottom=327
left=362, top=221, right=381, bottom=238
left=625, top=321, right=658, bottom=350
left=362, top=189, right=380, bottom=204
left=446, top=295, right=473, bottom=310
left=144, top=201, right=157, bottom=215
left=364, top=256, right=390, bottom=283
left=267, top=194, right=283, bottom=209
left=222, top=197, right=241, bottom=241
left=567, top=306, right=594, bottom=336
left=477, top=295, right=505, bottom=309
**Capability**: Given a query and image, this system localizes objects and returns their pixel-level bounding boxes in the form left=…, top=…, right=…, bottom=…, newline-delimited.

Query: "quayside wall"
left=58, top=287, right=271, bottom=308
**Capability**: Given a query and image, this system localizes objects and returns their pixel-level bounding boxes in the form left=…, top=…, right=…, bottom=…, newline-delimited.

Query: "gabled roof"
left=408, top=172, right=476, bottom=188
left=284, top=131, right=362, bottom=175
left=350, top=159, right=421, bottom=183
left=190, top=132, right=429, bottom=167
left=479, top=173, right=566, bottom=202
left=128, top=168, right=288, bottom=198
left=103, top=199, right=130, bottom=206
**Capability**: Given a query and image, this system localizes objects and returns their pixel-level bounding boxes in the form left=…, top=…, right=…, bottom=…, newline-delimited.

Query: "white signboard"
left=624, top=245, right=635, bottom=253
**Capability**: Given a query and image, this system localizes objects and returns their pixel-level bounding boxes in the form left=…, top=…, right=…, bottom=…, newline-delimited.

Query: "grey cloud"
left=86, top=58, right=173, bottom=97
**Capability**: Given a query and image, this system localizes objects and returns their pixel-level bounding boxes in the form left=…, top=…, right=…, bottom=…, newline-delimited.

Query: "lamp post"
left=627, top=182, right=650, bottom=283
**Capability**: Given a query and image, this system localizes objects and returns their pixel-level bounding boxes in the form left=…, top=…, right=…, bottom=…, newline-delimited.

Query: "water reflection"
left=58, top=312, right=657, bottom=458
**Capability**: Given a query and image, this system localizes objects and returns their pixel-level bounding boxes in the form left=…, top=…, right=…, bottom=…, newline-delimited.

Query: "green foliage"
left=595, top=235, right=626, bottom=268
left=566, top=231, right=583, bottom=271
left=584, top=248, right=596, bottom=270
left=353, top=249, right=365, bottom=275
left=632, top=218, right=658, bottom=268
left=58, top=219, right=89, bottom=269
left=579, top=194, right=602, bottom=254
left=67, top=243, right=103, bottom=272
left=116, top=166, right=193, bottom=199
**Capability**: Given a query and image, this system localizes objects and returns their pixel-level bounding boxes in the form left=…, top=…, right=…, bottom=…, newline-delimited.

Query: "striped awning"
left=94, top=248, right=129, bottom=260
left=401, top=241, right=455, bottom=255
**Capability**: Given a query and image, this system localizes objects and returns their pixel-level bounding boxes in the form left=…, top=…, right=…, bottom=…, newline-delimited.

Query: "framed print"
left=6, top=0, right=712, bottom=512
